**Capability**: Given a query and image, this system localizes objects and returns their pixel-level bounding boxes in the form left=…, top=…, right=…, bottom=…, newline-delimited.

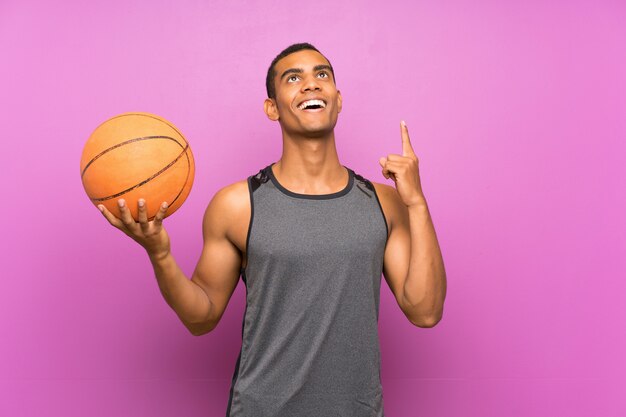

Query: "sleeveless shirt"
left=226, top=163, right=389, bottom=417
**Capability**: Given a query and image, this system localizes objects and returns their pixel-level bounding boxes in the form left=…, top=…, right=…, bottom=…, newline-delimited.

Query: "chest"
left=248, top=196, right=387, bottom=267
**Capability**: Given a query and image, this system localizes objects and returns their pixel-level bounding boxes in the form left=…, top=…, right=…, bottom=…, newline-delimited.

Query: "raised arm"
left=377, top=121, right=447, bottom=327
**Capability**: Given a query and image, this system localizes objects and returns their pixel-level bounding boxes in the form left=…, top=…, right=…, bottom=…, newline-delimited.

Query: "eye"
left=287, top=75, right=300, bottom=82
left=317, top=71, right=329, bottom=79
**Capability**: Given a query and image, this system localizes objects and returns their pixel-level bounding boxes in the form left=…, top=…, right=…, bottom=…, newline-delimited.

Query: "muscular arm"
left=185, top=181, right=249, bottom=335
left=99, top=181, right=249, bottom=336
left=374, top=182, right=447, bottom=328
left=148, top=250, right=215, bottom=335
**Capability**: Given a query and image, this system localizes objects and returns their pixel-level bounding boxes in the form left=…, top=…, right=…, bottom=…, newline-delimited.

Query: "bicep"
left=377, top=185, right=411, bottom=308
left=190, top=188, right=245, bottom=327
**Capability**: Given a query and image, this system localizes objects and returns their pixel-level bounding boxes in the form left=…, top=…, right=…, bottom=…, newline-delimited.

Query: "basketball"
left=80, top=112, right=195, bottom=221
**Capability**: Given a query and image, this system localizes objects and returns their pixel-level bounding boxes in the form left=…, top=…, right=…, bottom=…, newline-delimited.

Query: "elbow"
left=414, top=316, right=441, bottom=328
left=185, top=319, right=218, bottom=336
left=409, top=310, right=444, bottom=328
left=189, top=327, right=208, bottom=337
left=188, top=325, right=213, bottom=337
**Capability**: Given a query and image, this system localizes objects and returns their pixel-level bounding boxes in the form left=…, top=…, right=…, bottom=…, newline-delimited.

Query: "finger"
left=153, top=201, right=168, bottom=228
left=401, top=120, right=416, bottom=158
left=380, top=161, right=399, bottom=181
left=98, top=204, right=124, bottom=229
left=383, top=160, right=405, bottom=173
left=386, top=153, right=411, bottom=162
left=117, top=199, right=139, bottom=231
left=137, top=199, right=149, bottom=233
left=379, top=157, right=390, bottom=179
left=382, top=160, right=406, bottom=180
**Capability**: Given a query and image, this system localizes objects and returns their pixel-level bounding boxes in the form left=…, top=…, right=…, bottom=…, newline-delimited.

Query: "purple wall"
left=1, top=1, right=624, bottom=416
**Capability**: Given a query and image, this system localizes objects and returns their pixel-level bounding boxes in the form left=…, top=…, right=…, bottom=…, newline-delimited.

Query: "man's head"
left=265, top=43, right=336, bottom=99
left=264, top=43, right=342, bottom=138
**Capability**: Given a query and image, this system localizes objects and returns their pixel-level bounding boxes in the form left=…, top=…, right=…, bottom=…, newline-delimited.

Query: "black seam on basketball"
left=89, top=143, right=189, bottom=202
left=125, top=113, right=189, bottom=147
left=167, top=149, right=192, bottom=209
left=94, top=113, right=189, bottom=148
left=81, top=135, right=183, bottom=178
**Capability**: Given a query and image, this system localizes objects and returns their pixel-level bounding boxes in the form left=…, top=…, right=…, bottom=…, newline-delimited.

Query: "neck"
left=273, top=130, right=348, bottom=194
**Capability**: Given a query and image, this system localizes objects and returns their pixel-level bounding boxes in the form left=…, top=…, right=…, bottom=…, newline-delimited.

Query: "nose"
left=302, top=75, right=321, bottom=92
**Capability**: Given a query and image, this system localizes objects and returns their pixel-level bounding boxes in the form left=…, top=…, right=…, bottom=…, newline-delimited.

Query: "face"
left=264, top=49, right=342, bottom=137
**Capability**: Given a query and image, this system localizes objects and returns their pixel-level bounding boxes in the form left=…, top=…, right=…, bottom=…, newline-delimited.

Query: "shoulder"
left=371, top=181, right=403, bottom=207
left=212, top=179, right=249, bottom=208
left=370, top=181, right=407, bottom=229
left=370, top=181, right=395, bottom=199
left=202, top=178, right=250, bottom=232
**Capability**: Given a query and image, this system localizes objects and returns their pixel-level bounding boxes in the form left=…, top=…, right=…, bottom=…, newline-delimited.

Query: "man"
left=98, top=43, right=447, bottom=416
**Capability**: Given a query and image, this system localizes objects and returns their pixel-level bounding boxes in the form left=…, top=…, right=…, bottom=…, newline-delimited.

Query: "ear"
left=264, top=98, right=279, bottom=121
left=336, top=90, right=343, bottom=114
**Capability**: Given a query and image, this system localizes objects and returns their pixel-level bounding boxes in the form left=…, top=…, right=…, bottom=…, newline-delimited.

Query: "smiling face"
left=264, top=49, right=342, bottom=138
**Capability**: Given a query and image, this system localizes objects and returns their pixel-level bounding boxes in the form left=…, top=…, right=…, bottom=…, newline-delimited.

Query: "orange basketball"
left=80, top=112, right=195, bottom=221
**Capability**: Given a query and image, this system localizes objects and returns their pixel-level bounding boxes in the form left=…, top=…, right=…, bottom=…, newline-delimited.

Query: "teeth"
left=298, top=99, right=326, bottom=110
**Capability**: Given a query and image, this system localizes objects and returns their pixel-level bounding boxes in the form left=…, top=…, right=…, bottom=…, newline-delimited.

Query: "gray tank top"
left=226, top=163, right=388, bottom=417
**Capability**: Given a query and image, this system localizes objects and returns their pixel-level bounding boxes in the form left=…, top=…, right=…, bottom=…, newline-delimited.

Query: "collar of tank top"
left=266, top=163, right=355, bottom=200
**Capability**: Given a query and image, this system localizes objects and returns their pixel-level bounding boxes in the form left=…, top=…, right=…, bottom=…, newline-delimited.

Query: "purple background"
left=1, top=1, right=624, bottom=416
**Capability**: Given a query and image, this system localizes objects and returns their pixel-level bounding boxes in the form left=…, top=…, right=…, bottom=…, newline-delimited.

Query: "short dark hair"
left=265, top=42, right=336, bottom=99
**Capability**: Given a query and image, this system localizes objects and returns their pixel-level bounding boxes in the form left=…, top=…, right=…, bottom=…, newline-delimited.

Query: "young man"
left=98, top=43, right=447, bottom=416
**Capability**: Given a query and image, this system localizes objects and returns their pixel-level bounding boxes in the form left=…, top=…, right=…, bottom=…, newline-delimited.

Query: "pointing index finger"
left=401, top=120, right=415, bottom=158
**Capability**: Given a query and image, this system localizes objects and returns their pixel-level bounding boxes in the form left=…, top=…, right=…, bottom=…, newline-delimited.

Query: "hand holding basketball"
left=98, top=198, right=171, bottom=259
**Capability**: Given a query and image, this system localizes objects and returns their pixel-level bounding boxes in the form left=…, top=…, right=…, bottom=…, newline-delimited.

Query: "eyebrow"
left=280, top=65, right=333, bottom=81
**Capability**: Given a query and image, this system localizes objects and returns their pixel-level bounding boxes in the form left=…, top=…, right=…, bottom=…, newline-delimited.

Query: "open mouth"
left=297, top=99, right=327, bottom=111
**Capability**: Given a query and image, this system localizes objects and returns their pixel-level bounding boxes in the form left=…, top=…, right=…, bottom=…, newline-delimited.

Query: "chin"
left=302, top=123, right=335, bottom=137
left=280, top=115, right=339, bottom=138
left=305, top=117, right=338, bottom=133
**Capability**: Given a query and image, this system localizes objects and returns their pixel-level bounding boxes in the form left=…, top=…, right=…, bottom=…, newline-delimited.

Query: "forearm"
left=148, top=251, right=212, bottom=326
left=402, top=198, right=447, bottom=325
